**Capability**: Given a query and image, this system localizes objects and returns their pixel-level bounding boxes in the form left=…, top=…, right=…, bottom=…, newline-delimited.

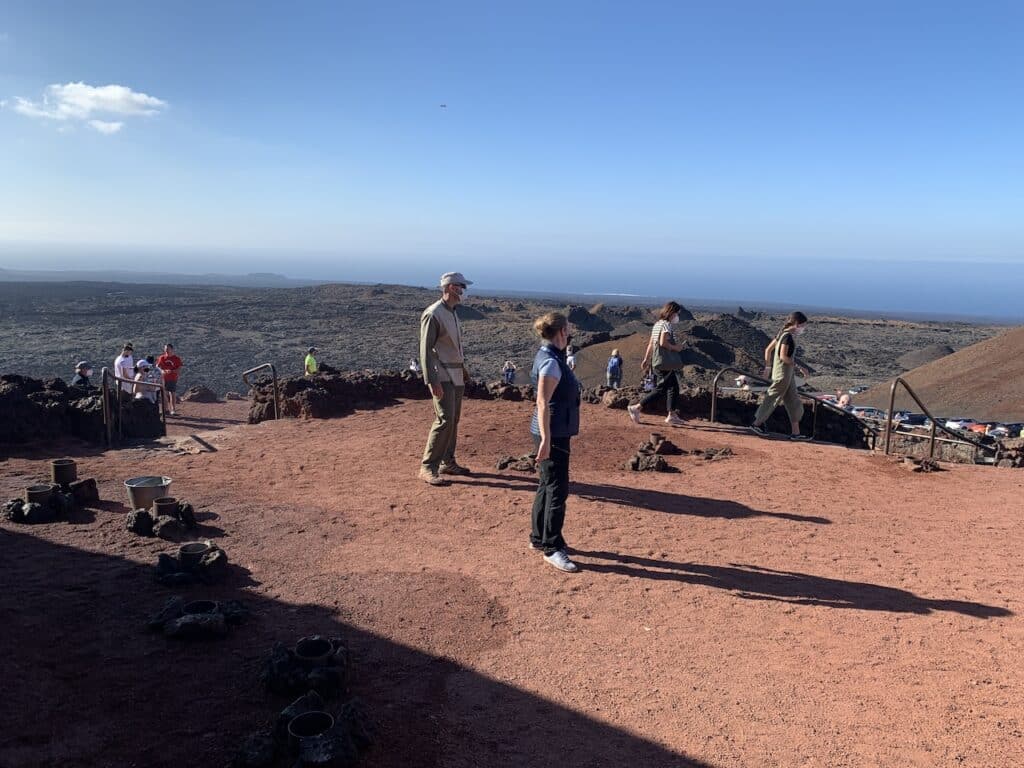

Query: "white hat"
left=440, top=271, right=473, bottom=287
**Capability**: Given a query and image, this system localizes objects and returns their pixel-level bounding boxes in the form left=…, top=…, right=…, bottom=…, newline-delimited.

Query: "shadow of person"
left=571, top=550, right=1012, bottom=618
left=571, top=482, right=831, bottom=525
left=0, top=529, right=715, bottom=768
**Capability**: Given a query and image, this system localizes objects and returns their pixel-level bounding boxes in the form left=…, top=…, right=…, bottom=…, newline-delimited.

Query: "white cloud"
left=11, top=82, right=166, bottom=134
left=88, top=119, right=124, bottom=134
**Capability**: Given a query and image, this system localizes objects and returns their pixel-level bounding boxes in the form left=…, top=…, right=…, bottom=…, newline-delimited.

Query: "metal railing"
left=100, top=367, right=167, bottom=445
left=242, top=363, right=280, bottom=420
left=883, top=377, right=996, bottom=461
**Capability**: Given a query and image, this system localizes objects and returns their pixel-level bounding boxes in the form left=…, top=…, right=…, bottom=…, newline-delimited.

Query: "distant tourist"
left=502, top=360, right=517, bottom=385
left=304, top=346, right=319, bottom=376
left=133, top=359, right=161, bottom=404
left=606, top=348, right=623, bottom=389
left=409, top=358, right=421, bottom=374
left=837, top=392, right=851, bottom=409
left=627, top=301, right=687, bottom=427
left=418, top=271, right=473, bottom=486
left=529, top=311, right=581, bottom=573
left=156, top=343, right=183, bottom=416
left=114, top=343, right=135, bottom=393
left=750, top=311, right=812, bottom=441
left=70, top=360, right=93, bottom=388
left=566, top=346, right=577, bottom=372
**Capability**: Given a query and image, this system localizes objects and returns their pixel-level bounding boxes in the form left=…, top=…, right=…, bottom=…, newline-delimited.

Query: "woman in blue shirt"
left=529, top=312, right=581, bottom=573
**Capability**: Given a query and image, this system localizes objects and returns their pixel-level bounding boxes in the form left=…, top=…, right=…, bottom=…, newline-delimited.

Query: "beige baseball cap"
left=440, top=271, right=473, bottom=287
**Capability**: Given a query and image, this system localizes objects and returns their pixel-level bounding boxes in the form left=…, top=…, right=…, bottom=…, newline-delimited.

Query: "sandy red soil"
left=1, top=399, right=1022, bottom=767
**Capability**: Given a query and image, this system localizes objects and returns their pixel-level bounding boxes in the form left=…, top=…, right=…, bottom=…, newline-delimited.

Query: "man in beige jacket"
left=419, top=272, right=473, bottom=485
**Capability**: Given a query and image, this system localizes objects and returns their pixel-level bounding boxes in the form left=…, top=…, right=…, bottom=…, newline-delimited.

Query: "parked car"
left=851, top=406, right=887, bottom=421
left=893, top=412, right=927, bottom=426
left=988, top=423, right=1024, bottom=439
left=943, top=418, right=977, bottom=431
left=848, top=386, right=869, bottom=395
left=967, top=423, right=992, bottom=435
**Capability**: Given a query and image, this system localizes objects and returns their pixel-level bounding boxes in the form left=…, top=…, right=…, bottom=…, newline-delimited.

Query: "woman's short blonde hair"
left=611, top=348, right=619, bottom=356
left=533, top=312, right=569, bottom=340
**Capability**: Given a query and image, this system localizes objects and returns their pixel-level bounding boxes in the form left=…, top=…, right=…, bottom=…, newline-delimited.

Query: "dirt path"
left=1, top=400, right=1021, bottom=767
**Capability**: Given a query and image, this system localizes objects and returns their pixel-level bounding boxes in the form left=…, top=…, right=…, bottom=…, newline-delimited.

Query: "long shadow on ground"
left=0, top=527, right=715, bottom=768
left=571, top=482, right=831, bottom=524
left=571, top=550, right=1012, bottom=618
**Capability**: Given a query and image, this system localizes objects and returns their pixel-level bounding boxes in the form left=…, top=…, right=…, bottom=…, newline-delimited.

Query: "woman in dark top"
left=529, top=311, right=581, bottom=573
left=750, top=311, right=812, bottom=440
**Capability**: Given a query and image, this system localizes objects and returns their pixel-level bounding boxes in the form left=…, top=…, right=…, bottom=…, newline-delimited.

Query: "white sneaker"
left=627, top=404, right=641, bottom=425
left=664, top=413, right=686, bottom=427
left=543, top=549, right=579, bottom=573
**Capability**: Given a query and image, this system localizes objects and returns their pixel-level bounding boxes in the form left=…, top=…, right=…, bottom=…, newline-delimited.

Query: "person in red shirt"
left=156, top=343, right=184, bottom=415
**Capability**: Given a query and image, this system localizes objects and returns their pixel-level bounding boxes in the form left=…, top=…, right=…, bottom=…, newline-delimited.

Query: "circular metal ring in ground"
left=294, top=637, right=334, bottom=667
left=25, top=484, right=56, bottom=505
left=288, top=711, right=335, bottom=750
left=50, top=459, right=78, bottom=486
left=178, top=541, right=213, bottom=568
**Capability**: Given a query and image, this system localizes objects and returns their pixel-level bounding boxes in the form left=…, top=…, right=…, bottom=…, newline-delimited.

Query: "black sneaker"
left=790, top=434, right=812, bottom=442
left=749, top=424, right=767, bottom=436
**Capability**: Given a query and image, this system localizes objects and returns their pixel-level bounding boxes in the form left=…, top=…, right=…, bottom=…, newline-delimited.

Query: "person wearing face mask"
left=627, top=301, right=688, bottom=427
left=70, top=361, right=94, bottom=388
left=750, top=311, right=812, bottom=441
left=529, top=312, right=581, bottom=573
left=419, top=271, right=474, bottom=486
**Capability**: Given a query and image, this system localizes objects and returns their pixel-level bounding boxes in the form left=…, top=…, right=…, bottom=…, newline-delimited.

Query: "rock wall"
left=0, top=374, right=163, bottom=446
left=588, top=384, right=872, bottom=449
left=250, top=370, right=870, bottom=449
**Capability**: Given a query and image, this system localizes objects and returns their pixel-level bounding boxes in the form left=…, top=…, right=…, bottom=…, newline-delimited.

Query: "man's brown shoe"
left=439, top=462, right=471, bottom=476
left=418, top=467, right=449, bottom=486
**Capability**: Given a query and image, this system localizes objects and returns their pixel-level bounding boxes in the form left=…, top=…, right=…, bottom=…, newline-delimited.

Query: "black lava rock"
left=152, top=514, right=183, bottom=540
left=68, top=477, right=100, bottom=505
left=176, top=501, right=197, bottom=528
left=21, top=501, right=57, bottom=524
left=197, top=547, right=228, bottom=583
left=229, top=731, right=278, bottom=768
left=3, top=499, right=25, bottom=522
left=163, top=612, right=229, bottom=640
left=126, top=509, right=155, bottom=537
left=147, top=597, right=185, bottom=630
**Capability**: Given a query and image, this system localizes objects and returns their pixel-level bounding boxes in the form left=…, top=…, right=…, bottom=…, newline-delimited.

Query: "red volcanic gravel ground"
left=1, top=399, right=1022, bottom=767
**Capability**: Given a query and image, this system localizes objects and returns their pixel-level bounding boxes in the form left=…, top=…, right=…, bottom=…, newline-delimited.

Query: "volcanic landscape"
left=1, top=280, right=1022, bottom=768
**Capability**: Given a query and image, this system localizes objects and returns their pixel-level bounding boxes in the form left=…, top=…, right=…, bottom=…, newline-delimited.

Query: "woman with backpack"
left=627, top=301, right=687, bottom=427
left=606, top=348, right=623, bottom=389
left=750, top=311, right=812, bottom=441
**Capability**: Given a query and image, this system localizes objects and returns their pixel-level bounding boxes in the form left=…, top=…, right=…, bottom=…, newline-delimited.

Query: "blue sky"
left=1, top=1, right=1022, bottom=314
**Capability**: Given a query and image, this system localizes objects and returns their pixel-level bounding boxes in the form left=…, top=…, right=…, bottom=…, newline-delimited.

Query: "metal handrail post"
left=242, top=363, right=280, bottom=420
left=883, top=376, right=993, bottom=460
left=101, top=367, right=112, bottom=445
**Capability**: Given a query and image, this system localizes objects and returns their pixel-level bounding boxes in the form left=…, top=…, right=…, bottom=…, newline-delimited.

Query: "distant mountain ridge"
left=0, top=267, right=326, bottom=289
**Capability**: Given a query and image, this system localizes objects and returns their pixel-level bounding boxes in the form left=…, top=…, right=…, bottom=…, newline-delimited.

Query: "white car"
left=943, top=418, right=976, bottom=431
left=851, top=406, right=887, bottom=421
